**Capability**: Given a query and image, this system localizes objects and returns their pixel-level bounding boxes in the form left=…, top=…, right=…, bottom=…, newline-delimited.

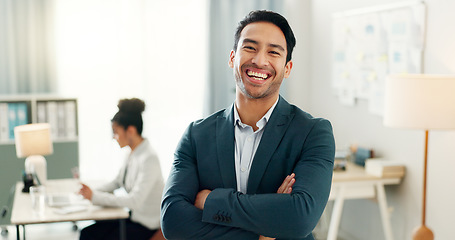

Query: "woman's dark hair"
left=233, top=10, right=296, bottom=63
left=111, top=98, right=145, bottom=135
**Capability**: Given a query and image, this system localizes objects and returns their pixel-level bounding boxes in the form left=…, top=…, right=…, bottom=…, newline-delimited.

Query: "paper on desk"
left=53, top=205, right=88, bottom=215
left=47, top=193, right=90, bottom=207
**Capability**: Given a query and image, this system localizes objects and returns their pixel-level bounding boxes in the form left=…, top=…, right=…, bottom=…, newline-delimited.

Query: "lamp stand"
left=24, top=155, right=47, bottom=185
left=412, top=130, right=434, bottom=240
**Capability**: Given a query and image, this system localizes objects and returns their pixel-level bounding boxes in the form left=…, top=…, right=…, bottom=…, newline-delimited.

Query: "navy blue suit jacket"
left=161, top=97, right=335, bottom=240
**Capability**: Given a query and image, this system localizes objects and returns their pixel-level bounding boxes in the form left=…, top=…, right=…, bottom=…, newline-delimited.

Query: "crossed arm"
left=194, top=173, right=295, bottom=210
left=194, top=173, right=296, bottom=240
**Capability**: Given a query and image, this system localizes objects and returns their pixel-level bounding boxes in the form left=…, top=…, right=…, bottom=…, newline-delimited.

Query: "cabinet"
left=0, top=95, right=79, bottom=226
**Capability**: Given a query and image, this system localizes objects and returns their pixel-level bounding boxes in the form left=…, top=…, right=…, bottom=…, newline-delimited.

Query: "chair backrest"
left=149, top=228, right=166, bottom=240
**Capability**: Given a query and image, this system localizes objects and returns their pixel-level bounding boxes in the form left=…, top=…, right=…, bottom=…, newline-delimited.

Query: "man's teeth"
left=247, top=70, right=267, bottom=79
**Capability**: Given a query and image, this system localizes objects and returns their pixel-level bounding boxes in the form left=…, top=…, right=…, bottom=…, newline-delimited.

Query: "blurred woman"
left=79, top=98, right=164, bottom=240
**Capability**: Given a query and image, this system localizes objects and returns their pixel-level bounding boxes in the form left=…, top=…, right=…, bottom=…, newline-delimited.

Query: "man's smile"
left=245, top=68, right=272, bottom=83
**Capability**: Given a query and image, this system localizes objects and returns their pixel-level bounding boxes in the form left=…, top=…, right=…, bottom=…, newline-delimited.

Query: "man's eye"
left=270, top=51, right=280, bottom=55
left=244, top=46, right=255, bottom=50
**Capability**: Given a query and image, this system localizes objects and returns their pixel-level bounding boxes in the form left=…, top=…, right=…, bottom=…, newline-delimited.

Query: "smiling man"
left=161, top=10, right=335, bottom=240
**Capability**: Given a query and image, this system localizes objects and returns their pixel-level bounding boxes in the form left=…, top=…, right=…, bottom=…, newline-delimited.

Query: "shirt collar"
left=130, top=138, right=148, bottom=157
left=234, top=97, right=279, bottom=128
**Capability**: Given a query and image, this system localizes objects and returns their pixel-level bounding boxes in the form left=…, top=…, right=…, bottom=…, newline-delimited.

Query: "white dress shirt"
left=91, top=138, right=164, bottom=230
left=234, top=99, right=278, bottom=193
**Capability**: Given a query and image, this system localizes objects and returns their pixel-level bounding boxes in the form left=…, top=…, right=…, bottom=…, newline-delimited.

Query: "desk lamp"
left=14, top=123, right=53, bottom=186
left=383, top=74, right=455, bottom=240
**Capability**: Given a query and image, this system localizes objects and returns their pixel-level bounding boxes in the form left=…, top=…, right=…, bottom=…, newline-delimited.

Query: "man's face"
left=229, top=21, right=293, bottom=100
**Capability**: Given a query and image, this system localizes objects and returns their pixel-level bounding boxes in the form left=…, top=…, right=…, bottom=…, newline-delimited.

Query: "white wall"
left=54, top=0, right=208, bottom=181
left=283, top=0, right=312, bottom=109
left=285, top=0, right=455, bottom=239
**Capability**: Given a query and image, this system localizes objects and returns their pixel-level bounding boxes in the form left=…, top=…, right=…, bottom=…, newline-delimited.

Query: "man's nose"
left=251, top=51, right=269, bottom=66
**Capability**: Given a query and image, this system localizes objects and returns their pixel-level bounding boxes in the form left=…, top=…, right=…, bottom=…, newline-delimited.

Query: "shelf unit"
left=0, top=95, right=78, bottom=144
left=0, top=95, right=79, bottom=227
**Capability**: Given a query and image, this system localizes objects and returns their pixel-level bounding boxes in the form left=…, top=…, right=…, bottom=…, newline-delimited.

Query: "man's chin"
left=242, top=89, right=268, bottom=100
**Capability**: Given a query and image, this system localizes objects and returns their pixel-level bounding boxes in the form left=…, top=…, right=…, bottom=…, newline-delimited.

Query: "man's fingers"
left=286, top=178, right=295, bottom=193
left=259, top=235, right=276, bottom=240
left=277, top=173, right=295, bottom=194
left=286, top=187, right=292, bottom=193
left=277, top=175, right=291, bottom=193
left=284, top=174, right=295, bottom=193
left=277, top=175, right=288, bottom=193
left=286, top=177, right=295, bottom=190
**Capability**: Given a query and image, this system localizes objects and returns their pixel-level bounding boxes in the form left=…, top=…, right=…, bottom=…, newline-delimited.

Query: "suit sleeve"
left=202, top=119, right=335, bottom=239
left=161, top=123, right=259, bottom=240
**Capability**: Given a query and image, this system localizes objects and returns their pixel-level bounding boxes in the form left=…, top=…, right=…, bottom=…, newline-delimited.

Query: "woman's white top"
left=91, top=138, right=164, bottom=230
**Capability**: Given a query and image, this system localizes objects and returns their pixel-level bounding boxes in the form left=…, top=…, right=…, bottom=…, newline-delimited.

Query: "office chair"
left=149, top=228, right=166, bottom=240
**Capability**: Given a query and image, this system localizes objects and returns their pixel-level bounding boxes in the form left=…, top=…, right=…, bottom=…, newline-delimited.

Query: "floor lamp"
left=383, top=74, right=455, bottom=240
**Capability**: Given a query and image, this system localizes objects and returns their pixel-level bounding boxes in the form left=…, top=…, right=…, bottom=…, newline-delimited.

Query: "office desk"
left=10, top=179, right=129, bottom=240
left=327, top=162, right=402, bottom=240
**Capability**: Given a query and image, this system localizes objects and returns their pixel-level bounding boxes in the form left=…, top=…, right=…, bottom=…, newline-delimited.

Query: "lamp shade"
left=14, top=123, right=53, bottom=158
left=384, top=74, right=455, bottom=130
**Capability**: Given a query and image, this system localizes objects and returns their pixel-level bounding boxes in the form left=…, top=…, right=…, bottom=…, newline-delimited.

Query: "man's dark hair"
left=233, top=10, right=296, bottom=63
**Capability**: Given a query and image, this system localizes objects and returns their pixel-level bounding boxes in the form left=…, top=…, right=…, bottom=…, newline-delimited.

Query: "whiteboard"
left=331, top=1, right=426, bottom=115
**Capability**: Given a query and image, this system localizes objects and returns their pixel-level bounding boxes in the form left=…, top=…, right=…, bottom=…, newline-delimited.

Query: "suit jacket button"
left=213, top=215, right=220, bottom=221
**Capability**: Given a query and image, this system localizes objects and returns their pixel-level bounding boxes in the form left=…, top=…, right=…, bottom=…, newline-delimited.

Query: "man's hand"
left=276, top=173, right=295, bottom=194
left=259, top=235, right=275, bottom=240
left=78, top=183, right=93, bottom=200
left=194, top=189, right=211, bottom=210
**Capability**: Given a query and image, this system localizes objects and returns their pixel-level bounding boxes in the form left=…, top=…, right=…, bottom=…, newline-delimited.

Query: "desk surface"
left=10, top=179, right=129, bottom=225
left=332, top=161, right=401, bottom=184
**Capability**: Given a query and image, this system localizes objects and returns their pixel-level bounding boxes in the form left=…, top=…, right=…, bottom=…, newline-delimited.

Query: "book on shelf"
left=16, top=102, right=28, bottom=127
left=46, top=101, right=58, bottom=139
left=57, top=101, right=66, bottom=138
left=0, top=103, right=9, bottom=141
left=37, top=101, right=47, bottom=123
left=65, top=100, right=77, bottom=138
left=8, top=102, right=29, bottom=140
left=365, top=158, right=405, bottom=178
left=7, top=103, right=17, bottom=139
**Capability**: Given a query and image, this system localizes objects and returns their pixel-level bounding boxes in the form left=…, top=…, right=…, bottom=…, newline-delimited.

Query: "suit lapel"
left=216, top=104, right=237, bottom=189
left=247, top=97, right=294, bottom=193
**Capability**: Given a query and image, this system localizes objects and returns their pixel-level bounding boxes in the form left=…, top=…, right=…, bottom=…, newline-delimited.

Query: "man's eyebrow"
left=242, top=38, right=258, bottom=45
left=269, top=43, right=285, bottom=52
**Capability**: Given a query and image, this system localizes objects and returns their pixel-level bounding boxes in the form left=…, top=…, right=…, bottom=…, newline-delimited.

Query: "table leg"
left=119, top=219, right=126, bottom=240
left=15, top=225, right=26, bottom=240
left=327, top=185, right=346, bottom=240
left=376, top=183, right=394, bottom=240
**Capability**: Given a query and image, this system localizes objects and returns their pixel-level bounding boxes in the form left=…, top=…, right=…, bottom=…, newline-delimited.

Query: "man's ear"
left=284, top=60, right=293, bottom=78
left=229, top=50, right=235, bottom=68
